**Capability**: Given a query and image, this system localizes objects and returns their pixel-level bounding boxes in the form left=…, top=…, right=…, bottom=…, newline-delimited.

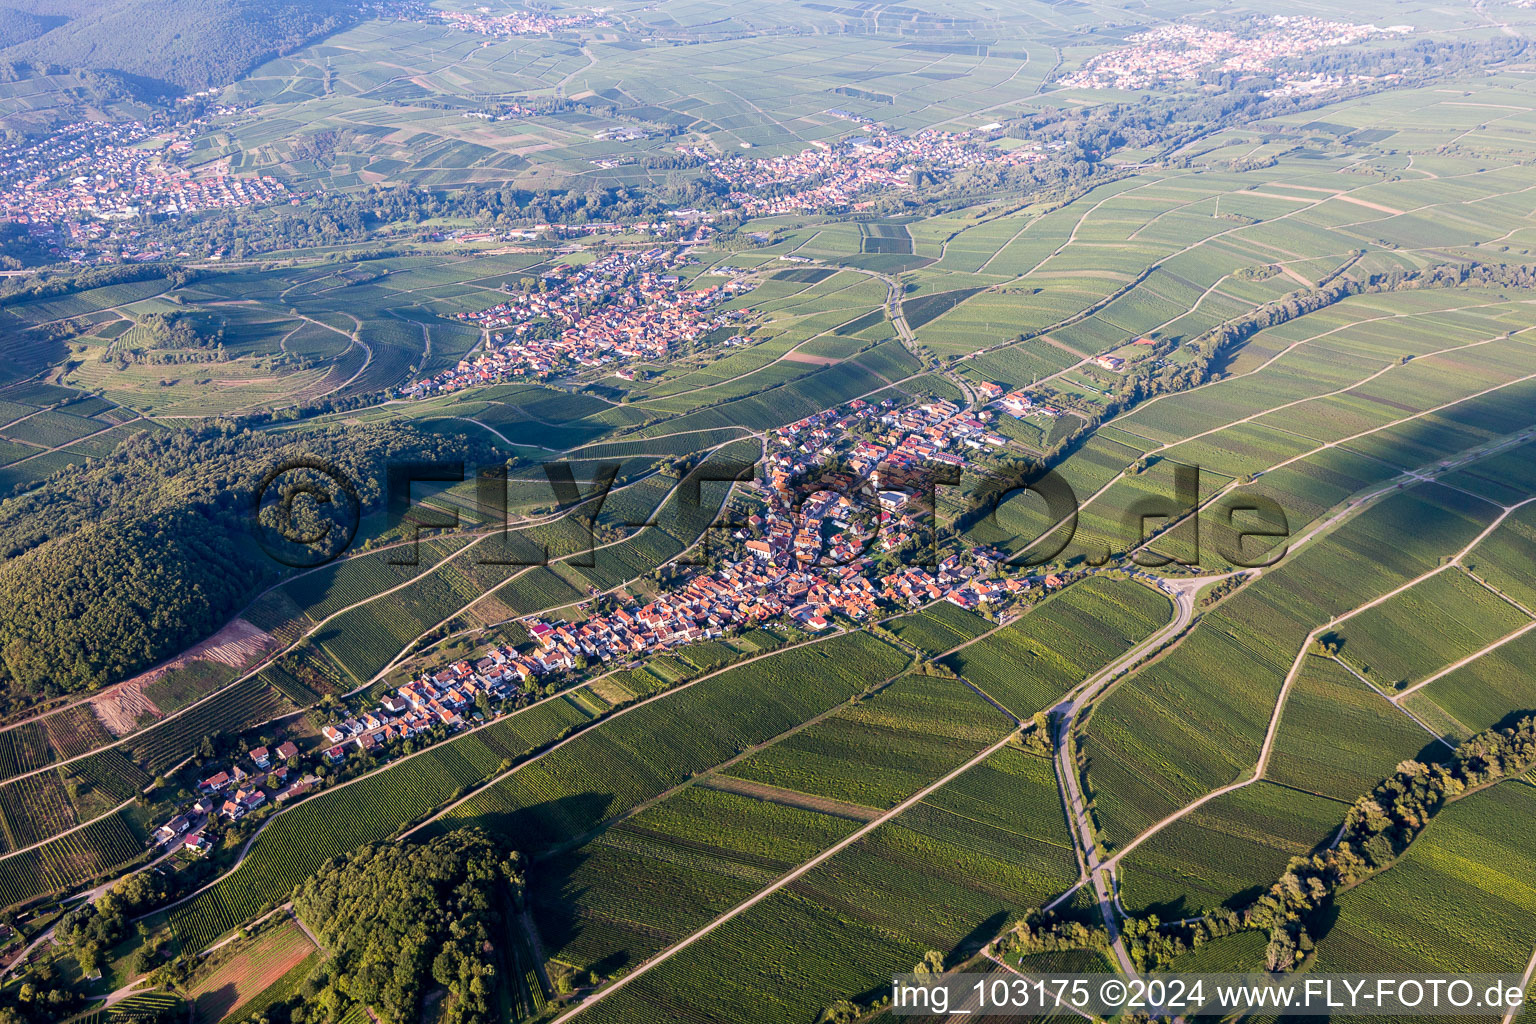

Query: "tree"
left=1023, top=711, right=1053, bottom=755
left=291, top=829, right=523, bottom=1024
left=76, top=942, right=103, bottom=977
left=818, top=1001, right=860, bottom=1024
left=129, top=944, right=158, bottom=976
left=913, top=950, right=945, bottom=976
left=1264, top=928, right=1298, bottom=971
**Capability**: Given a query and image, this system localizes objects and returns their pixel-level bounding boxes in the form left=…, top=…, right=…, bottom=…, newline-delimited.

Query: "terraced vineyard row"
left=128, top=676, right=293, bottom=774
left=435, top=632, right=910, bottom=854
left=0, top=811, right=143, bottom=909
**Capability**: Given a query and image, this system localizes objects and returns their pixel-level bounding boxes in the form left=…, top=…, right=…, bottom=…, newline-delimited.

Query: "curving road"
left=1051, top=575, right=1201, bottom=978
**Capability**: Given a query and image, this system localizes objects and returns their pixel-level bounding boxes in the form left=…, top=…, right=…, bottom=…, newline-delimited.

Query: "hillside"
left=0, top=0, right=360, bottom=95
left=0, top=7, right=63, bottom=50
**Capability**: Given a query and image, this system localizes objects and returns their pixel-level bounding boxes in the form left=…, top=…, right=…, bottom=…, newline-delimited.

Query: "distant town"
left=431, top=6, right=610, bottom=37
left=0, top=118, right=290, bottom=262
left=687, top=114, right=1045, bottom=215
left=1061, top=15, right=1412, bottom=91
left=409, top=247, right=753, bottom=393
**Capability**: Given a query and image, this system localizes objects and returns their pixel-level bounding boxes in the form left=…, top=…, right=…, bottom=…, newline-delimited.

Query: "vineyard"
left=575, top=748, right=1078, bottom=1024
left=0, top=721, right=56, bottom=783
left=68, top=748, right=154, bottom=804
left=65, top=992, right=186, bottom=1024
left=532, top=787, right=858, bottom=973
left=435, top=633, right=909, bottom=855
left=1083, top=483, right=1500, bottom=850
left=943, top=577, right=1170, bottom=718
left=187, top=918, right=318, bottom=1024
left=1411, top=629, right=1536, bottom=738
left=1117, top=781, right=1343, bottom=918
left=41, top=706, right=114, bottom=760
left=0, top=769, right=78, bottom=850
left=884, top=602, right=992, bottom=658
left=507, top=919, right=550, bottom=1021
left=1312, top=781, right=1536, bottom=974
left=722, top=673, right=1011, bottom=809
left=0, top=810, right=143, bottom=909
left=1267, top=657, right=1450, bottom=801
left=129, top=677, right=292, bottom=774
left=1332, top=567, right=1530, bottom=690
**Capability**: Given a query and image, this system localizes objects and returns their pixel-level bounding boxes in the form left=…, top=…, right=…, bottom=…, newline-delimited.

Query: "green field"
left=943, top=577, right=1171, bottom=717
left=1117, top=781, right=1344, bottom=918
left=1082, top=482, right=1502, bottom=852
left=1312, top=780, right=1536, bottom=974
left=721, top=672, right=1012, bottom=810
left=532, top=787, right=860, bottom=975
left=885, top=601, right=993, bottom=657
left=12, top=15, right=1536, bottom=1021
left=572, top=747, right=1077, bottom=1024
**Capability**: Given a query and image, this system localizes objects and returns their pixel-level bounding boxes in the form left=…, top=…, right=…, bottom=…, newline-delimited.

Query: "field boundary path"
left=546, top=725, right=1028, bottom=1024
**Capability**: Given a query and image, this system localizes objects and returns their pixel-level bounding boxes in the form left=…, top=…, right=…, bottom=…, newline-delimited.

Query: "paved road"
left=0, top=838, right=186, bottom=982
left=1095, top=430, right=1536, bottom=876
left=1051, top=576, right=1200, bottom=978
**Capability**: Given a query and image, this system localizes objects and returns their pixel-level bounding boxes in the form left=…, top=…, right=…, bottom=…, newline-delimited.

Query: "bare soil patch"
left=90, top=619, right=275, bottom=735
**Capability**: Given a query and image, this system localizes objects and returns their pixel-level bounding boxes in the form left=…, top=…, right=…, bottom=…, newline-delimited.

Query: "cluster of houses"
left=881, top=556, right=1057, bottom=610
left=153, top=742, right=311, bottom=855
left=407, top=248, right=754, bottom=394
left=972, top=381, right=1064, bottom=420
left=686, top=116, right=1043, bottom=215
left=209, top=387, right=1082, bottom=774
left=873, top=398, right=1009, bottom=464
left=495, top=387, right=1073, bottom=671
left=1060, top=16, right=1411, bottom=90
left=422, top=209, right=717, bottom=247
left=0, top=119, right=290, bottom=241
left=433, top=7, right=608, bottom=36
left=769, top=396, right=1009, bottom=496
left=487, top=532, right=1051, bottom=698
left=318, top=666, right=522, bottom=764
left=522, top=559, right=879, bottom=663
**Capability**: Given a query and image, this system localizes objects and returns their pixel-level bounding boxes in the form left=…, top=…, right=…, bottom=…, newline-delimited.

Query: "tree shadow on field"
left=1308, top=899, right=1344, bottom=945
left=1493, top=707, right=1536, bottom=733
left=192, top=982, right=238, bottom=1024
left=447, top=790, right=616, bottom=860
left=1135, top=893, right=1195, bottom=921
left=526, top=835, right=656, bottom=978
left=1414, top=737, right=1455, bottom=765
left=951, top=910, right=1010, bottom=963
left=462, top=791, right=640, bottom=969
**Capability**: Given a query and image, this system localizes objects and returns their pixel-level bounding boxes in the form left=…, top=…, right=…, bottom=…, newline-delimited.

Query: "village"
left=431, top=6, right=610, bottom=37
left=150, top=740, right=311, bottom=858
left=497, top=384, right=1105, bottom=670
left=135, top=288, right=1165, bottom=875
left=0, top=118, right=291, bottom=261
left=1059, top=15, right=1412, bottom=91
left=139, top=346, right=1156, bottom=892
left=686, top=114, right=1044, bottom=215
left=406, top=247, right=754, bottom=394
left=148, top=663, right=520, bottom=861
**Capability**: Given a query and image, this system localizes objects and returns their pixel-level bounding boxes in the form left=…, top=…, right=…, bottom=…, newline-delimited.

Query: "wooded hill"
left=0, top=421, right=497, bottom=705
left=0, top=0, right=361, bottom=95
